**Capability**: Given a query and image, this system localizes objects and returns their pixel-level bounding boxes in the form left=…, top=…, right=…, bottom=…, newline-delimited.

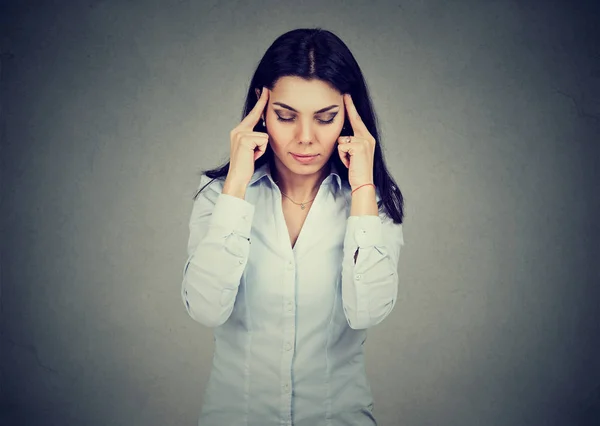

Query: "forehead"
left=271, top=76, right=341, bottom=110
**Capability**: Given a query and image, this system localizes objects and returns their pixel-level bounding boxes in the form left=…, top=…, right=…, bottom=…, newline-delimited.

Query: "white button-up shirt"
left=181, top=160, right=405, bottom=426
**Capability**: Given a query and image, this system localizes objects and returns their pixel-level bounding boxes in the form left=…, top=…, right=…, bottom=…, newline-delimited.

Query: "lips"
left=291, top=153, right=319, bottom=164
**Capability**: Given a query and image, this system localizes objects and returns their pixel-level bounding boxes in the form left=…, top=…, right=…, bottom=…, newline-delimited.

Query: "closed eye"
left=318, top=117, right=335, bottom=124
left=276, top=115, right=294, bottom=122
left=275, top=113, right=337, bottom=125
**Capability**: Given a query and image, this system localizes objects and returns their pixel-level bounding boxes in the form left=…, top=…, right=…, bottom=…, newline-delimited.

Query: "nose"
left=297, top=118, right=314, bottom=144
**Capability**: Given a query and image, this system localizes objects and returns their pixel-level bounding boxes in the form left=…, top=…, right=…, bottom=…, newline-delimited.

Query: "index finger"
left=239, top=87, right=269, bottom=129
left=343, top=93, right=369, bottom=136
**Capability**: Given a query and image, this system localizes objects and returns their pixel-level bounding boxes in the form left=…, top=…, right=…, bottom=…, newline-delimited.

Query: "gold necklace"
left=275, top=181, right=317, bottom=210
left=280, top=191, right=316, bottom=210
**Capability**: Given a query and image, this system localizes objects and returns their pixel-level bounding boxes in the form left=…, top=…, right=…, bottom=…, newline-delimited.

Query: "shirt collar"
left=248, top=158, right=343, bottom=192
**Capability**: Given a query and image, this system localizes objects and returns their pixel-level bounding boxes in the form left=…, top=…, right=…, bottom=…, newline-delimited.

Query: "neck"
left=270, top=157, right=330, bottom=202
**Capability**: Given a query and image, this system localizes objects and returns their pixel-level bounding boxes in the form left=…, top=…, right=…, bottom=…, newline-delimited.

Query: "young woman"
left=181, top=28, right=405, bottom=426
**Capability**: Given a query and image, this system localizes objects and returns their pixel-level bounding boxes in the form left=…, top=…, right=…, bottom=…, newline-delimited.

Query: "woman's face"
left=256, top=76, right=345, bottom=177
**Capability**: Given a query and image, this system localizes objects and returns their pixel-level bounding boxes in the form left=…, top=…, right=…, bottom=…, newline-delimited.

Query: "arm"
left=181, top=174, right=254, bottom=327
left=341, top=187, right=405, bottom=329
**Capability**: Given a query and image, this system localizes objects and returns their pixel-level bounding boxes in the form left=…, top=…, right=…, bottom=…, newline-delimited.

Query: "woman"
left=181, top=28, right=405, bottom=426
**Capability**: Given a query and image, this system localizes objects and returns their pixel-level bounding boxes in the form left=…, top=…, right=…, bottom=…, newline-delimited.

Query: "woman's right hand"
left=224, top=87, right=270, bottom=191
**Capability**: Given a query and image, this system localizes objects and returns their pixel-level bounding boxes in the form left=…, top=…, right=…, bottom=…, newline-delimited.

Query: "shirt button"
left=238, top=259, right=244, bottom=264
left=287, top=261, right=294, bottom=270
left=355, top=274, right=362, bottom=280
left=286, top=301, right=293, bottom=312
left=285, top=342, right=292, bottom=351
left=283, top=383, right=290, bottom=393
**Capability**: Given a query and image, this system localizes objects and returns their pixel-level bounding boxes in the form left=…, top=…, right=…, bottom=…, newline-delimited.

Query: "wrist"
left=351, top=182, right=375, bottom=195
left=350, top=184, right=378, bottom=216
left=223, top=177, right=248, bottom=199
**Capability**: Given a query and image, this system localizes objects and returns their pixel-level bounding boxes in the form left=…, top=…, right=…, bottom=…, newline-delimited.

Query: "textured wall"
left=1, top=1, right=598, bottom=425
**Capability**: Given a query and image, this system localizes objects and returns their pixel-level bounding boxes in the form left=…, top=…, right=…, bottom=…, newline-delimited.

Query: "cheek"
left=318, top=123, right=344, bottom=148
left=265, top=113, right=291, bottom=139
left=264, top=123, right=288, bottom=149
left=326, top=117, right=344, bottom=137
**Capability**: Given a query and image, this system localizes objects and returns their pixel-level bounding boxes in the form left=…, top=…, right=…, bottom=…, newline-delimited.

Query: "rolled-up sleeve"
left=181, top=175, right=255, bottom=327
left=341, top=213, right=405, bottom=329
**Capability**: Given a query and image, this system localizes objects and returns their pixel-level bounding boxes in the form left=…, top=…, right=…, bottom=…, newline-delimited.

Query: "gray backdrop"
left=1, top=1, right=599, bottom=425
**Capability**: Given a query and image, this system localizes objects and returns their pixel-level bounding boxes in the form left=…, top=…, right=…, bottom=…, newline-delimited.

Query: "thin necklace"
left=275, top=180, right=317, bottom=210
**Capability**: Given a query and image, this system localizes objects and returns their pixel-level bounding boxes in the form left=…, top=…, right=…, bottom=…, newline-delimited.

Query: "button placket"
left=280, top=258, right=296, bottom=422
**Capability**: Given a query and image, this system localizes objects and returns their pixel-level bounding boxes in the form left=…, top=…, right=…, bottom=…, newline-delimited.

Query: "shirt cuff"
left=210, top=193, right=255, bottom=238
left=345, top=215, right=384, bottom=249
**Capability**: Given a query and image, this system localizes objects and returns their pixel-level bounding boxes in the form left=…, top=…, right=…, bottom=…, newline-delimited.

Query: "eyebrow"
left=272, top=102, right=339, bottom=114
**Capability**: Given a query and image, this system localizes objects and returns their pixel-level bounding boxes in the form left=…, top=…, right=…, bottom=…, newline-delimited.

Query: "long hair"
left=194, top=28, right=404, bottom=224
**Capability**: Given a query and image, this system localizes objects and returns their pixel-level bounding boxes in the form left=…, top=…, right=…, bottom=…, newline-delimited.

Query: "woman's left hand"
left=337, top=93, right=376, bottom=191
